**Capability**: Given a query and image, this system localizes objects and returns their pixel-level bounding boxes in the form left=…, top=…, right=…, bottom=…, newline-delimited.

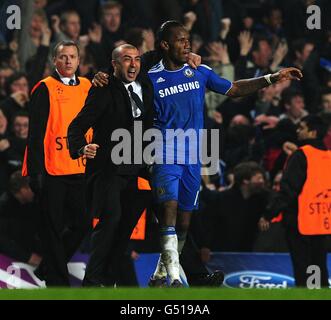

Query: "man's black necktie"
left=128, top=84, right=144, bottom=115
left=69, top=79, right=75, bottom=86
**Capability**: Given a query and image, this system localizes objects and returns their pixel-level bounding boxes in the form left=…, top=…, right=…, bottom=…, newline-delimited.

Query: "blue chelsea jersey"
left=148, top=61, right=232, bottom=164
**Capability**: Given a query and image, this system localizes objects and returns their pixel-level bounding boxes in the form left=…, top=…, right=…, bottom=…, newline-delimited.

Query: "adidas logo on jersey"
left=156, top=77, right=165, bottom=83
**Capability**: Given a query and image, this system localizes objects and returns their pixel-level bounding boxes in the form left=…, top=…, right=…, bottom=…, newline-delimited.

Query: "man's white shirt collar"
left=56, top=69, right=76, bottom=85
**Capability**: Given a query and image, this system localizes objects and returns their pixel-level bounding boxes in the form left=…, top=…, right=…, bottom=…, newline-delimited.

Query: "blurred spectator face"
left=13, top=115, right=29, bottom=139
left=297, top=120, right=315, bottom=141
left=102, top=6, right=122, bottom=33
left=62, top=13, right=81, bottom=40
left=267, top=9, right=283, bottom=31
left=252, top=40, right=272, bottom=68
left=0, top=67, right=14, bottom=92
left=272, top=172, right=282, bottom=192
left=10, top=76, right=29, bottom=96
left=285, top=95, right=305, bottom=119
left=34, top=0, right=47, bottom=9
left=0, top=109, right=8, bottom=135
left=243, top=16, right=254, bottom=30
left=230, top=114, right=250, bottom=127
left=54, top=45, right=80, bottom=78
left=30, top=13, right=44, bottom=38
left=322, top=93, right=331, bottom=113
left=112, top=46, right=141, bottom=83
left=296, top=43, right=314, bottom=65
left=247, top=172, right=265, bottom=195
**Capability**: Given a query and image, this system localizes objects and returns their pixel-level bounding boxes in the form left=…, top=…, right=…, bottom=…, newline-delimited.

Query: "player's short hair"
left=53, top=40, right=80, bottom=58
left=233, top=162, right=265, bottom=187
left=300, top=115, right=328, bottom=140
left=156, top=20, right=185, bottom=47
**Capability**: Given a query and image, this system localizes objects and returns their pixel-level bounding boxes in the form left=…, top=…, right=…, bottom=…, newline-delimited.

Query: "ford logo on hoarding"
left=224, top=271, right=295, bottom=289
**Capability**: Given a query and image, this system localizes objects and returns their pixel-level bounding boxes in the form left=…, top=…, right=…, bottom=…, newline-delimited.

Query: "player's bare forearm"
left=227, top=67, right=303, bottom=97
left=227, top=76, right=270, bottom=97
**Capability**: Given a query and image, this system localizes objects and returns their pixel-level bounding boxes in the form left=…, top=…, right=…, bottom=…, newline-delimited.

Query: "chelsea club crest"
left=184, top=68, right=194, bottom=78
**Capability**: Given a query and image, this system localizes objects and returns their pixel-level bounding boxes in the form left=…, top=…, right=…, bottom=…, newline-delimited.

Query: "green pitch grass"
left=0, top=288, right=331, bottom=300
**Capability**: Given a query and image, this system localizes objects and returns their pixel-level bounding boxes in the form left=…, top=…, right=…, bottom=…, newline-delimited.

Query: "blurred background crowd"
left=0, top=0, right=330, bottom=271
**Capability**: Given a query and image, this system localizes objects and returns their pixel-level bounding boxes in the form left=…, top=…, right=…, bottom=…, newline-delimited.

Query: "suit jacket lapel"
left=111, top=76, right=133, bottom=122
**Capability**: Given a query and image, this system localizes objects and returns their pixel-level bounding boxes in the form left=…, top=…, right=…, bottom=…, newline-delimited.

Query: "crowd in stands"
left=0, top=0, right=330, bottom=269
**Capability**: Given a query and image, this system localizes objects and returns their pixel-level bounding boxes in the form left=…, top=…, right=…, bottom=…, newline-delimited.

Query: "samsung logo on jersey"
left=159, top=81, right=200, bottom=98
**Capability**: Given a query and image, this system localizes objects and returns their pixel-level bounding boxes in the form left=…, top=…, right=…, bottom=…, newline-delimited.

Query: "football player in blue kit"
left=148, top=20, right=302, bottom=287
left=91, top=20, right=302, bottom=288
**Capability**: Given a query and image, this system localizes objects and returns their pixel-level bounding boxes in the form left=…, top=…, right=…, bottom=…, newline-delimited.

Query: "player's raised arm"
left=227, top=67, right=303, bottom=97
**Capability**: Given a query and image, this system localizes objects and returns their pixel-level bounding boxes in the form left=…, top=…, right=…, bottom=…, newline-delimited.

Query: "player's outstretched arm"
left=227, top=67, right=303, bottom=97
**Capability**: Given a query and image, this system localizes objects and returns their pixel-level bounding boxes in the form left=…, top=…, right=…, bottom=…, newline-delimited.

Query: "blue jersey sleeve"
left=198, top=64, right=232, bottom=95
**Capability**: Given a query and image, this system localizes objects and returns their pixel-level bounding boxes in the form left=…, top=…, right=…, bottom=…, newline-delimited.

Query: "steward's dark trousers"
left=39, top=175, right=90, bottom=286
left=286, top=226, right=329, bottom=287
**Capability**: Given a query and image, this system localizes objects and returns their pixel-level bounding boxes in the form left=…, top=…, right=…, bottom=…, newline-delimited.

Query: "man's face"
left=322, top=93, right=331, bottom=113
left=102, top=7, right=121, bottom=33
left=0, top=68, right=13, bottom=90
left=30, top=14, right=44, bottom=37
left=268, top=9, right=282, bottom=30
left=13, top=116, right=29, bottom=139
left=297, top=120, right=315, bottom=141
left=10, top=77, right=29, bottom=96
left=253, top=40, right=272, bottom=68
left=163, top=27, right=191, bottom=65
left=247, top=172, right=265, bottom=195
left=112, top=47, right=141, bottom=83
left=63, top=14, right=81, bottom=40
left=54, top=45, right=80, bottom=78
left=286, top=95, right=305, bottom=119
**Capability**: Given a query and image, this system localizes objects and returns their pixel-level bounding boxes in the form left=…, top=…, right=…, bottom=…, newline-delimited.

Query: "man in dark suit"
left=67, top=44, right=154, bottom=286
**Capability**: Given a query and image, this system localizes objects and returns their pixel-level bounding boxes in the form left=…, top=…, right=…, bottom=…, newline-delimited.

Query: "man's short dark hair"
left=233, top=162, right=265, bottom=187
left=9, top=171, right=30, bottom=194
left=53, top=40, right=80, bottom=58
left=301, top=115, right=328, bottom=140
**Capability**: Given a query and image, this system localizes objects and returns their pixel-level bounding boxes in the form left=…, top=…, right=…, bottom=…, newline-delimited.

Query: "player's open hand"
left=92, top=72, right=109, bottom=87
left=273, top=67, right=303, bottom=83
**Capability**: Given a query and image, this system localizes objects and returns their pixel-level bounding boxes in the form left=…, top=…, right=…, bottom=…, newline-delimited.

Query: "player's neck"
left=163, top=58, right=184, bottom=71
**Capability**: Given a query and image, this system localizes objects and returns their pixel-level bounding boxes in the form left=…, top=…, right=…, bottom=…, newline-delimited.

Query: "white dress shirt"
left=123, top=81, right=143, bottom=118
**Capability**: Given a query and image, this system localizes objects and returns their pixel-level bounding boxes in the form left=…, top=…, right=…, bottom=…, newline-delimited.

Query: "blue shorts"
left=151, top=164, right=201, bottom=211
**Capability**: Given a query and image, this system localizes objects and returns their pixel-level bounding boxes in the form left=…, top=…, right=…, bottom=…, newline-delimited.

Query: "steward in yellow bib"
left=22, top=41, right=91, bottom=287
left=265, top=115, right=330, bottom=287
